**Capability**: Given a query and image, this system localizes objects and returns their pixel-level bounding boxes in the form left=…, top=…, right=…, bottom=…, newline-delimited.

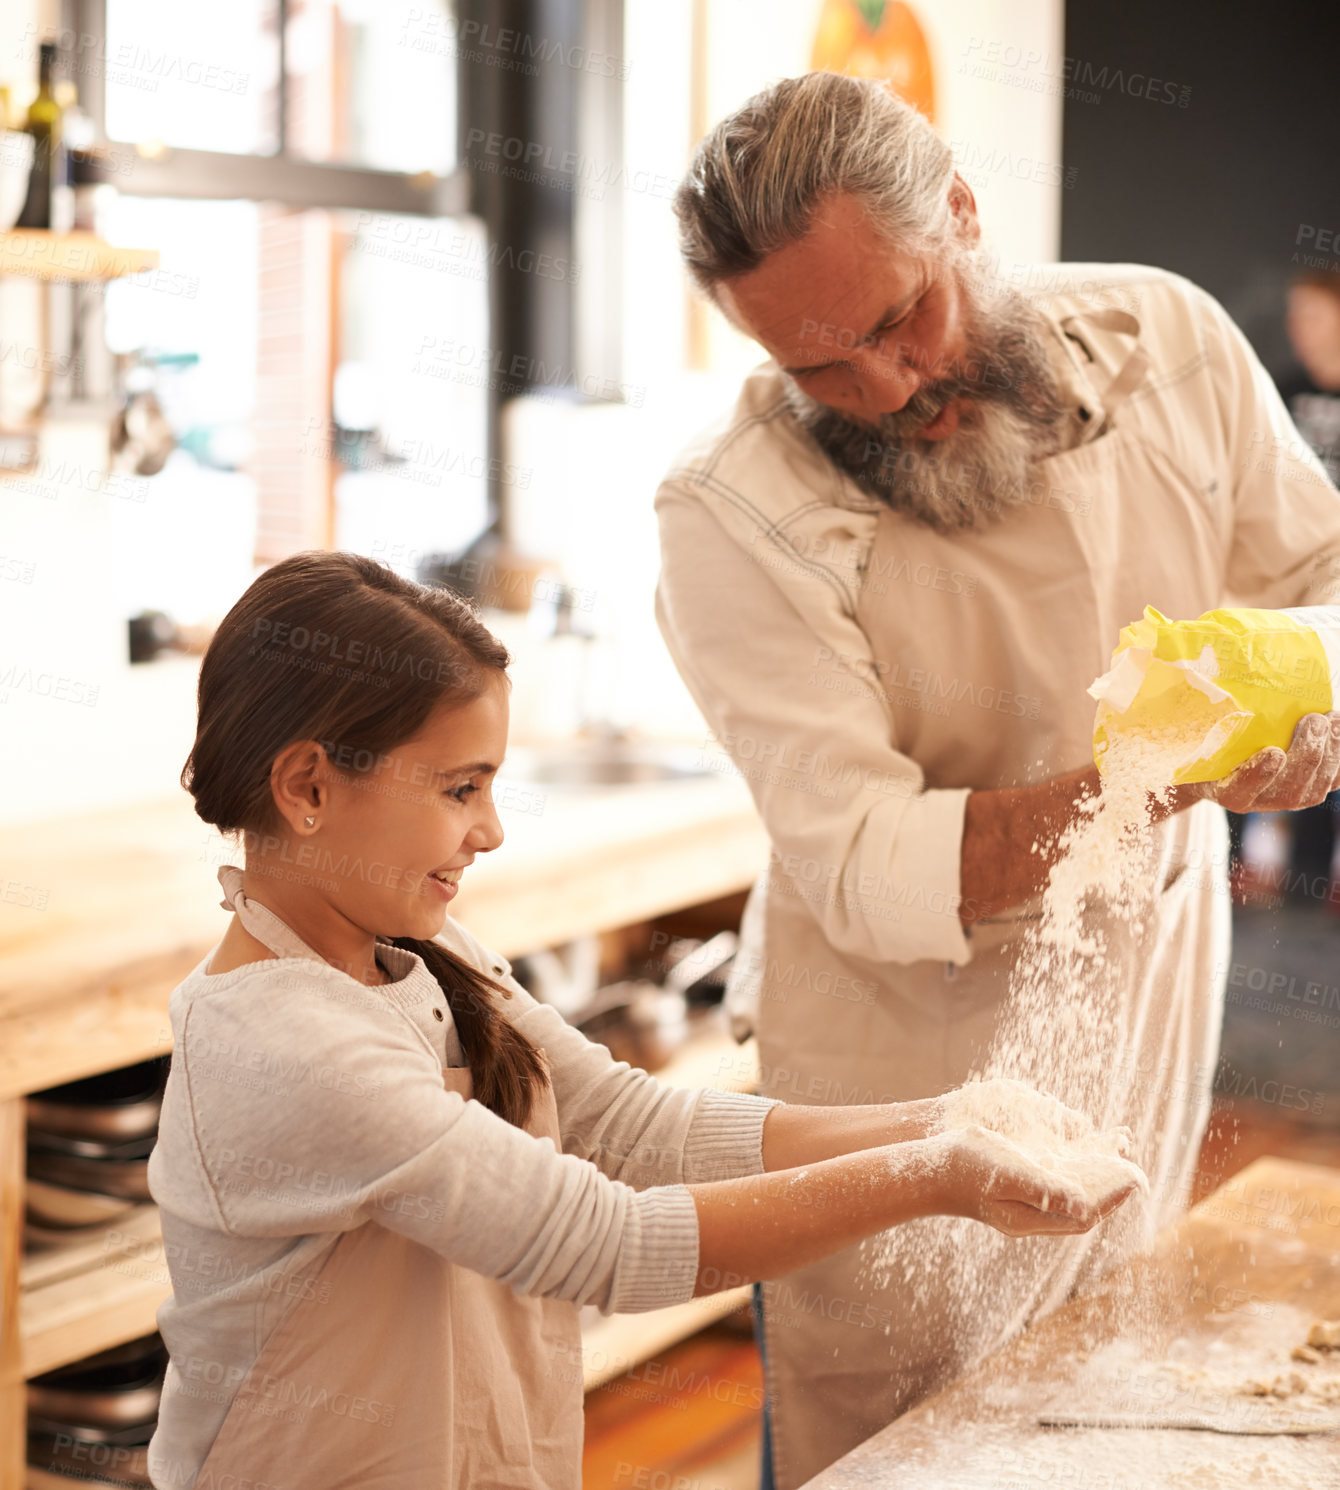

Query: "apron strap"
left=1059, top=307, right=1150, bottom=419
left=217, top=863, right=330, bottom=963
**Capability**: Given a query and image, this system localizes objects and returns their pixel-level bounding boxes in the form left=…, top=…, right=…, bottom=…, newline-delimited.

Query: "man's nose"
left=849, top=353, right=923, bottom=417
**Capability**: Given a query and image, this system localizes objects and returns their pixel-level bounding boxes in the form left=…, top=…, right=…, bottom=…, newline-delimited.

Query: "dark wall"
left=1061, top=0, right=1340, bottom=381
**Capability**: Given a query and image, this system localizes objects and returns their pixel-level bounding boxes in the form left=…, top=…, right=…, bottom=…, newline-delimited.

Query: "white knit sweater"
left=146, top=908, right=776, bottom=1480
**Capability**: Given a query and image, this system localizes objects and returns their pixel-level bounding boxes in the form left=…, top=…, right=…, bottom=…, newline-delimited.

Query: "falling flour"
left=861, top=708, right=1225, bottom=1385
left=988, top=715, right=1217, bottom=1103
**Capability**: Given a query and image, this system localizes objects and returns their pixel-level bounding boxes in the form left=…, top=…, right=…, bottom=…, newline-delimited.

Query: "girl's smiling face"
left=270, top=675, right=508, bottom=952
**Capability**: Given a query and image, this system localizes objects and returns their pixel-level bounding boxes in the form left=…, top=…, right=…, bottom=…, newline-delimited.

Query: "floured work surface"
left=1036, top=1297, right=1340, bottom=1435
left=801, top=1158, right=1340, bottom=1489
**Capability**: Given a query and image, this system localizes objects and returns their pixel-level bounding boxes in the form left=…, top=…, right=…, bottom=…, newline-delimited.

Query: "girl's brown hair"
left=182, top=549, right=549, bottom=1128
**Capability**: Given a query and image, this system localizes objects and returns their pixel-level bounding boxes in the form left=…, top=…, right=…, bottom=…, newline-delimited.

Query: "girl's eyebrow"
left=432, top=762, right=498, bottom=778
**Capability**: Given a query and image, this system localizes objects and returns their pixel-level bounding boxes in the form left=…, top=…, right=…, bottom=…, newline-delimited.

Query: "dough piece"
left=1306, top=1320, right=1340, bottom=1350
left=1245, top=1373, right=1308, bottom=1399
left=1292, top=1344, right=1323, bottom=1364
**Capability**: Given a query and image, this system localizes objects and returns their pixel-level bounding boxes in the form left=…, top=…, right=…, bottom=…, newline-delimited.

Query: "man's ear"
left=947, top=172, right=981, bottom=247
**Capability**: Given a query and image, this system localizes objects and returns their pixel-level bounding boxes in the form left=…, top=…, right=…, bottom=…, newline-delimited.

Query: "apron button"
left=433, top=1006, right=445, bottom=1021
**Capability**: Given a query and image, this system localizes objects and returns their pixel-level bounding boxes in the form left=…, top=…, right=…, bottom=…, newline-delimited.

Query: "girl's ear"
left=270, top=739, right=328, bottom=836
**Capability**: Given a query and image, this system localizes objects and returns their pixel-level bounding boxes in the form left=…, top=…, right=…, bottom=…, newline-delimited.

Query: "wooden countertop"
left=804, top=1156, right=1340, bottom=1488
left=0, top=769, right=768, bottom=1100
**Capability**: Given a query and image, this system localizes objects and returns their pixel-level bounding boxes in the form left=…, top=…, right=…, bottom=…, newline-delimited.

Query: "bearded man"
left=653, top=72, right=1340, bottom=1490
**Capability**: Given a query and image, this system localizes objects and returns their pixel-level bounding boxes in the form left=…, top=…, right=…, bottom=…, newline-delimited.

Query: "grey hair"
left=673, top=72, right=956, bottom=298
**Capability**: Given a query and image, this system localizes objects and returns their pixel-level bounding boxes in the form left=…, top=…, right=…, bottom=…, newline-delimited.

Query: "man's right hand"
left=1186, top=710, right=1340, bottom=814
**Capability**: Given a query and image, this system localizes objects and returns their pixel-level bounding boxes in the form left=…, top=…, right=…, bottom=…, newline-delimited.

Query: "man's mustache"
left=824, top=373, right=970, bottom=450
left=868, top=380, right=961, bottom=443
left=833, top=345, right=1012, bottom=446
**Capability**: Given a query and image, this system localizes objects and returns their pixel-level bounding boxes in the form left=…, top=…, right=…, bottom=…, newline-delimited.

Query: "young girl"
left=145, top=551, right=1130, bottom=1489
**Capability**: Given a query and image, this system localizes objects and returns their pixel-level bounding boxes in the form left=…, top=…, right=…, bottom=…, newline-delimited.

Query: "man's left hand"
left=1195, top=710, right=1340, bottom=813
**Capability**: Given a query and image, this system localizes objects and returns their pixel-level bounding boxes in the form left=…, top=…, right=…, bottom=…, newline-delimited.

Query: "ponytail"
left=395, top=938, right=548, bottom=1129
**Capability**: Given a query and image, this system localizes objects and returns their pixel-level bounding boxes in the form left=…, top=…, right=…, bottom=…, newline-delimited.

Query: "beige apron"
left=188, top=880, right=584, bottom=1489
left=755, top=325, right=1233, bottom=1488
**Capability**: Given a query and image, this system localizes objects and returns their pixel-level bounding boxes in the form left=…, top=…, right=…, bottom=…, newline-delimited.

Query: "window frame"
left=66, top=0, right=625, bottom=554
left=73, top=0, right=473, bottom=217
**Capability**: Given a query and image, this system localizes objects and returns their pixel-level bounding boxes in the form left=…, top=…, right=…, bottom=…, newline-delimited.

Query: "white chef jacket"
left=655, top=262, right=1340, bottom=1032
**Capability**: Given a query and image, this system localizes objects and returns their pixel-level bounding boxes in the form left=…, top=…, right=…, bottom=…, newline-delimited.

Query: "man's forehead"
left=720, top=256, right=926, bottom=367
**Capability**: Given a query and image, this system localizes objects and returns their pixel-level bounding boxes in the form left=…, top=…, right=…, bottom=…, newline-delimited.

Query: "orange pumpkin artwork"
left=810, top=0, right=936, bottom=122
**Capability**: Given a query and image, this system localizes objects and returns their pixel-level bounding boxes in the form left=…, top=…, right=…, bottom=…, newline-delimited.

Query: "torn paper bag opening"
left=1088, top=605, right=1340, bottom=786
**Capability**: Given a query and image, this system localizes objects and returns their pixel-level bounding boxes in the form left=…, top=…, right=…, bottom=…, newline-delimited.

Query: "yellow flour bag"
left=1089, top=606, right=1340, bottom=785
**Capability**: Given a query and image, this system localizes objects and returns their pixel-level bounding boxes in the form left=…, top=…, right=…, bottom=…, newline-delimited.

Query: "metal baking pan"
left=25, top=1150, right=151, bottom=1201
left=25, top=1177, right=141, bottom=1229
left=27, top=1381, right=162, bottom=1431
left=27, top=1132, right=157, bottom=1162
left=29, top=1334, right=167, bottom=1392
left=27, top=1057, right=169, bottom=1143
left=27, top=1424, right=153, bottom=1488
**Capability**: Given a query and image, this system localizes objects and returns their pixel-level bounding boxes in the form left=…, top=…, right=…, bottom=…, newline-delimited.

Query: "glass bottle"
left=15, top=41, right=64, bottom=231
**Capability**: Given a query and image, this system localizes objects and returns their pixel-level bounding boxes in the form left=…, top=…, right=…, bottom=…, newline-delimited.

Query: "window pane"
left=103, top=0, right=455, bottom=172
left=104, top=0, right=277, bottom=155
left=287, top=0, right=457, bottom=173
left=332, top=210, right=490, bottom=569
left=101, top=196, right=259, bottom=435
left=97, top=196, right=262, bottom=627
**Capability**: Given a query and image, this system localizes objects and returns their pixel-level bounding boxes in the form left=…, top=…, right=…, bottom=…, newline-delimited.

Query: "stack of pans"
left=26, top=1333, right=166, bottom=1488
left=25, top=1057, right=169, bottom=1242
left=24, top=1059, right=172, bottom=1482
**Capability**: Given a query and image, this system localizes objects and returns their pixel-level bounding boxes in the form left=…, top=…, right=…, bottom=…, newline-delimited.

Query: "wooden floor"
left=581, top=1098, right=1340, bottom=1490
left=583, top=1317, right=764, bottom=1490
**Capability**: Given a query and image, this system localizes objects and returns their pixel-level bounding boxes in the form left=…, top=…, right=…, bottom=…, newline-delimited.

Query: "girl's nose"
left=471, top=800, right=505, bottom=853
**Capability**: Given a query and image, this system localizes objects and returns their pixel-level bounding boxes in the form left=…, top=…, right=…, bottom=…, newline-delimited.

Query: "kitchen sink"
left=496, top=740, right=716, bottom=791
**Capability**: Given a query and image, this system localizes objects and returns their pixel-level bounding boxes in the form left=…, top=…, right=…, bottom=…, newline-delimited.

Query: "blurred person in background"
left=1281, top=269, right=1340, bottom=487
left=1280, top=270, right=1340, bottom=906
left=1233, top=269, right=1340, bottom=909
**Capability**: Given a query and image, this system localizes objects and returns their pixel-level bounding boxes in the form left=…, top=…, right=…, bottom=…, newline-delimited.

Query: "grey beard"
left=781, top=279, right=1072, bottom=533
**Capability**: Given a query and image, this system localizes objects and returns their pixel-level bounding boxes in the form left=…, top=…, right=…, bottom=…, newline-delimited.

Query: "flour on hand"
left=932, top=1076, right=1150, bottom=1212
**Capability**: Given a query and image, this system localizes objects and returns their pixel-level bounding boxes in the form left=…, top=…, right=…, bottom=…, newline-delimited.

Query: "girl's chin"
left=379, top=898, right=450, bottom=946
left=415, top=896, right=450, bottom=929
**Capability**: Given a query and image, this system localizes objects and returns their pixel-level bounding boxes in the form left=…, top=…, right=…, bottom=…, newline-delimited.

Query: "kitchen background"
left=0, top=1, right=1337, bottom=1487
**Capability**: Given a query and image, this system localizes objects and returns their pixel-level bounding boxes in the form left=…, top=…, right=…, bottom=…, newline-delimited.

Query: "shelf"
left=20, top=1205, right=160, bottom=1295
left=19, top=1207, right=168, bottom=1380
left=0, top=231, right=158, bottom=282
